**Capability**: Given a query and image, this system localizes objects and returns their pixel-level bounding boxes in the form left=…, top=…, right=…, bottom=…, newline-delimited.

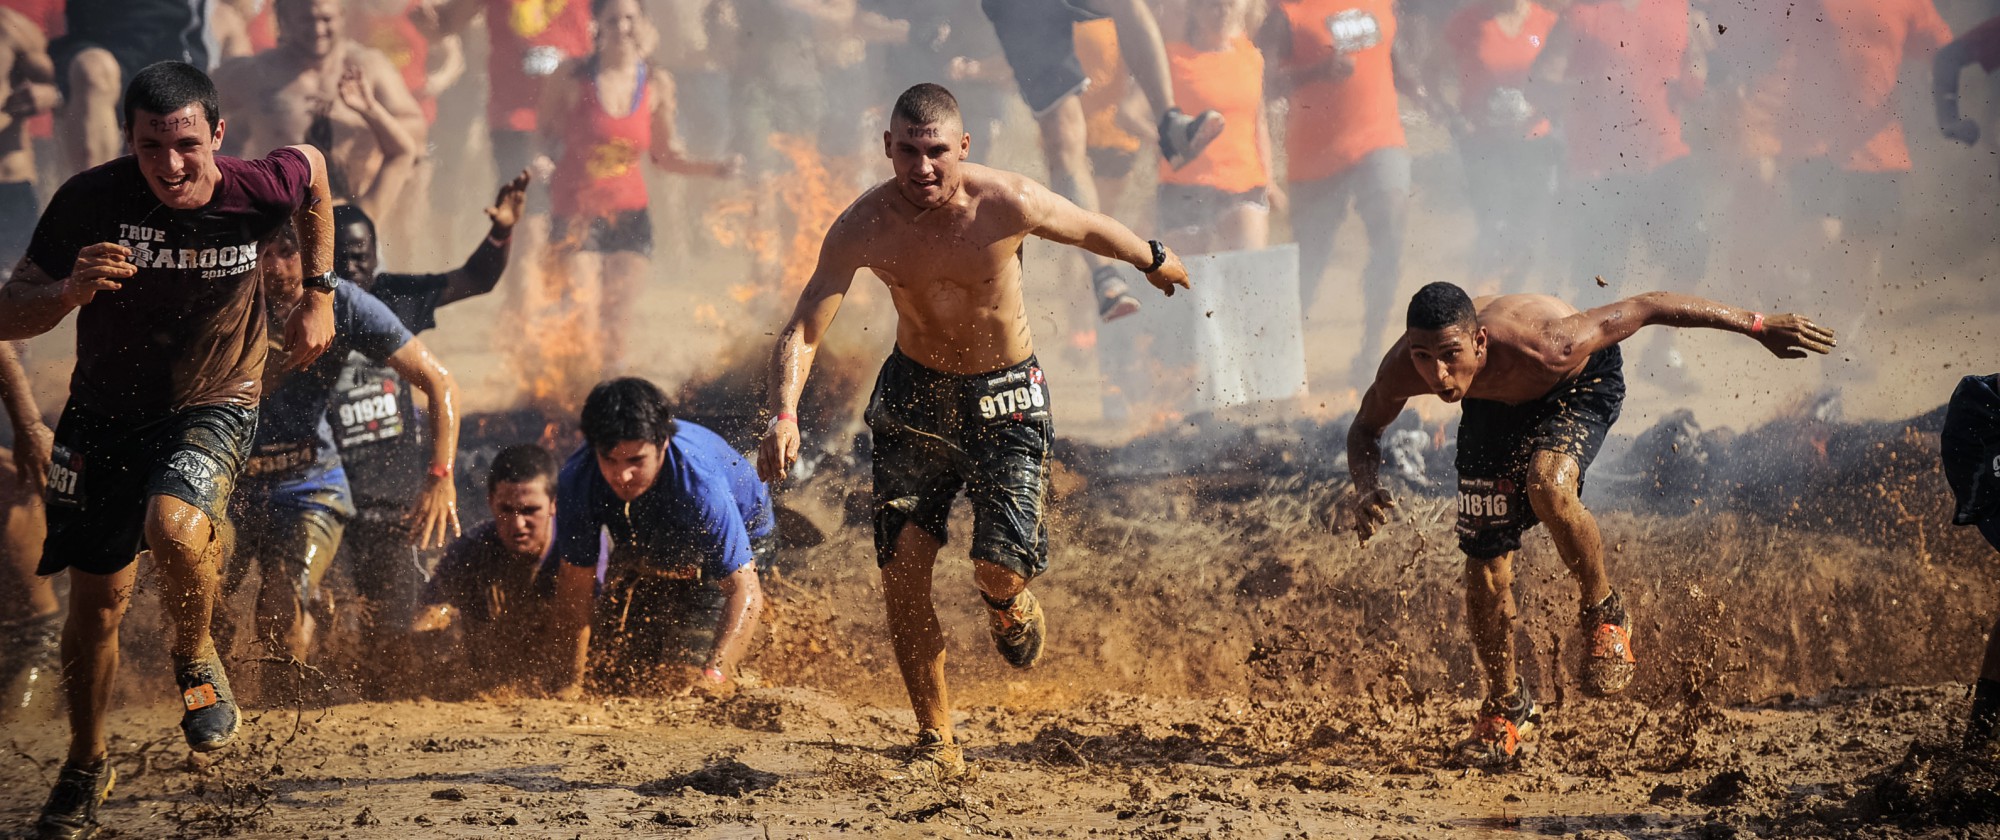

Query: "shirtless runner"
left=757, top=83, right=1189, bottom=779
left=1345, top=282, right=1834, bottom=769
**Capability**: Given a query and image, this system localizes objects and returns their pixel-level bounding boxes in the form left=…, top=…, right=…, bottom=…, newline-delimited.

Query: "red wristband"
left=775, top=412, right=797, bottom=424
left=1749, top=312, right=1766, bottom=335
left=428, top=463, right=452, bottom=479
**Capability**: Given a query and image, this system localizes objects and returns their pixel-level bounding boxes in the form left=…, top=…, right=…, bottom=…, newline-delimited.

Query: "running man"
left=980, top=0, right=1218, bottom=320
left=1345, top=282, right=1833, bottom=768
left=1942, top=373, right=2000, bottom=752
left=757, top=83, right=1190, bottom=778
left=219, top=220, right=458, bottom=693
left=0, top=62, right=334, bottom=839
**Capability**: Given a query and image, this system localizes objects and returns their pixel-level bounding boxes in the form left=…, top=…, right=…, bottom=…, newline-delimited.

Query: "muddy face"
left=489, top=478, right=555, bottom=558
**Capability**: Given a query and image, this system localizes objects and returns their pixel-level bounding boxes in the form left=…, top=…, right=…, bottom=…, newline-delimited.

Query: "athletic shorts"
left=1453, top=346, right=1625, bottom=559
left=40, top=404, right=255, bottom=577
left=227, top=490, right=349, bottom=605
left=489, top=129, right=552, bottom=213
left=0, top=181, right=38, bottom=275
left=867, top=349, right=1054, bottom=580
left=1788, top=161, right=1904, bottom=239
left=981, top=0, right=1105, bottom=115
left=1157, top=182, right=1269, bottom=234
left=551, top=208, right=653, bottom=256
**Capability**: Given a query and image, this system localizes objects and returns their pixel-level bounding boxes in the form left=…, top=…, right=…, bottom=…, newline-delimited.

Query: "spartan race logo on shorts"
left=118, top=224, right=259, bottom=281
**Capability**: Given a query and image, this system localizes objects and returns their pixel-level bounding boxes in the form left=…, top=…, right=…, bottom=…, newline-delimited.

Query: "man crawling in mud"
left=758, top=82, right=1189, bottom=779
left=1346, top=282, right=1835, bottom=768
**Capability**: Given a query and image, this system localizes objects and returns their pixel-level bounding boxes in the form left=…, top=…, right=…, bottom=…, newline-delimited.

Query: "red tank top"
left=485, top=0, right=593, bottom=132
left=363, top=1, right=436, bottom=123
left=552, top=60, right=652, bottom=218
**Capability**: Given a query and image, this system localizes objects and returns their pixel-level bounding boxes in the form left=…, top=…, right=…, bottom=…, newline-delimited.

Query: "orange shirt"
left=247, top=2, right=278, bottom=52
left=1770, top=0, right=1951, bottom=172
left=1555, top=0, right=1692, bottom=179
left=362, top=1, right=437, bottom=123
left=1445, top=2, right=1556, bottom=139
left=552, top=61, right=653, bottom=218
left=1277, top=0, right=1406, bottom=183
left=1075, top=18, right=1141, bottom=155
left=1160, top=36, right=1267, bottom=193
left=485, top=0, right=594, bottom=133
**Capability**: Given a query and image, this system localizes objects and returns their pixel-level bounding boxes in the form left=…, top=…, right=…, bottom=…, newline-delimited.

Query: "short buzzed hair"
left=123, top=61, right=220, bottom=134
left=487, top=445, right=557, bottom=495
left=1406, top=282, right=1478, bottom=331
left=892, top=83, right=960, bottom=127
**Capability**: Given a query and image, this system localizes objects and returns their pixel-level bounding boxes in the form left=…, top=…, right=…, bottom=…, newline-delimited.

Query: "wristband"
left=486, top=232, right=511, bottom=248
left=428, top=462, right=453, bottom=480
left=1138, top=239, right=1167, bottom=274
left=703, top=666, right=726, bottom=684
left=1749, top=312, right=1765, bottom=336
left=774, top=411, right=797, bottom=424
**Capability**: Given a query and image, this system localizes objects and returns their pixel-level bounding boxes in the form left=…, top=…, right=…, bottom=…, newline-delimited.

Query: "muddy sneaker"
left=986, top=590, right=1045, bottom=669
left=35, top=760, right=115, bottom=840
left=1452, top=681, right=1540, bottom=770
left=1092, top=265, right=1141, bottom=322
left=1579, top=591, right=1636, bottom=697
left=905, top=729, right=966, bottom=781
left=175, top=656, right=240, bottom=752
left=1158, top=107, right=1225, bottom=170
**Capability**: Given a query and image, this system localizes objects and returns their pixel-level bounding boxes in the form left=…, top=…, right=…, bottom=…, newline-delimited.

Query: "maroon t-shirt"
left=24, top=148, right=311, bottom=421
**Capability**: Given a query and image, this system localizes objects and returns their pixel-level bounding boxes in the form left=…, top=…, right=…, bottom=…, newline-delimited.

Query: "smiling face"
left=129, top=105, right=224, bottom=209
left=278, top=0, right=343, bottom=58
left=335, top=217, right=378, bottom=290
left=884, top=115, right=969, bottom=210
left=594, top=440, right=664, bottom=503
left=1406, top=322, right=1488, bottom=403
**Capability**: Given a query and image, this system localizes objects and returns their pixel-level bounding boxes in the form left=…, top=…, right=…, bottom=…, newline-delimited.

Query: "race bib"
left=973, top=366, right=1050, bottom=425
left=335, top=377, right=406, bottom=449
left=1456, top=477, right=1524, bottom=533
left=1327, top=9, right=1383, bottom=55
left=522, top=44, right=563, bottom=77
left=46, top=444, right=83, bottom=509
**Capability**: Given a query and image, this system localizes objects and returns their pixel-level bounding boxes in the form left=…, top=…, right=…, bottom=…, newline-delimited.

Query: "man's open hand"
left=758, top=417, right=800, bottom=482
left=1348, top=487, right=1396, bottom=545
left=485, top=169, right=531, bottom=231
left=1757, top=314, right=1837, bottom=359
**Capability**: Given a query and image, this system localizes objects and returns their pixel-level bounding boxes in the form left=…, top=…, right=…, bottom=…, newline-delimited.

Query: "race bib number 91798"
left=974, top=366, right=1050, bottom=423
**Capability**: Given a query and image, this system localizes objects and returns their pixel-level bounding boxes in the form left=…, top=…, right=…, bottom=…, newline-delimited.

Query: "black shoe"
left=35, top=760, right=115, bottom=840
left=986, top=590, right=1045, bottom=669
left=175, top=656, right=240, bottom=752
left=1159, top=107, right=1226, bottom=170
left=1092, top=265, right=1141, bottom=322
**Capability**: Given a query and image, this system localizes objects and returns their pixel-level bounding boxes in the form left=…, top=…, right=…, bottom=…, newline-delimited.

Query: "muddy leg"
left=1527, top=450, right=1609, bottom=609
left=145, top=496, right=222, bottom=663
left=881, top=525, right=950, bottom=736
left=1464, top=552, right=1518, bottom=701
left=60, top=566, right=135, bottom=765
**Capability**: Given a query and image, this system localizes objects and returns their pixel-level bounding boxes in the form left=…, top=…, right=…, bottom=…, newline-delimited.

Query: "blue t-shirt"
left=242, top=283, right=412, bottom=487
left=553, top=420, right=774, bottom=580
left=331, top=271, right=449, bottom=508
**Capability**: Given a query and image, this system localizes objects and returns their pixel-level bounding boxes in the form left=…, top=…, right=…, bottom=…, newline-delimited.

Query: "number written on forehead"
left=149, top=113, right=201, bottom=132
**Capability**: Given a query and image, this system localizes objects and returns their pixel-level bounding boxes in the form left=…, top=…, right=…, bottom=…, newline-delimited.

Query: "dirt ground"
left=6, top=465, right=2000, bottom=839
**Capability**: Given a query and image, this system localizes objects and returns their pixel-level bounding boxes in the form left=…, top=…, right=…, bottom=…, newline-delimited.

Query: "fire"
left=497, top=223, right=606, bottom=412
left=704, top=133, right=853, bottom=305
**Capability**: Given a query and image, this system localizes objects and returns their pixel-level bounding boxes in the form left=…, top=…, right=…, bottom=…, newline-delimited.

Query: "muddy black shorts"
left=228, top=466, right=355, bottom=604
left=868, top=349, right=1054, bottom=580
left=551, top=208, right=653, bottom=256
left=41, top=403, right=256, bottom=577
left=981, top=0, right=1106, bottom=115
left=1453, top=346, right=1624, bottom=559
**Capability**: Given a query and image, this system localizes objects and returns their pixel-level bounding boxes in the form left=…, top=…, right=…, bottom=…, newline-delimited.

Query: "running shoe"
left=905, top=728, right=966, bottom=781
left=986, top=590, right=1046, bottom=669
left=1092, top=265, right=1141, bottom=322
left=35, top=760, right=115, bottom=840
left=1579, top=591, right=1636, bottom=697
left=1159, top=108, right=1226, bottom=170
left=176, top=655, right=240, bottom=752
left=1452, top=680, right=1539, bottom=770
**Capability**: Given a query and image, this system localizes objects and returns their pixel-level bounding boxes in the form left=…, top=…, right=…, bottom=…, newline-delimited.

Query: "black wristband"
left=1139, top=239, right=1166, bottom=274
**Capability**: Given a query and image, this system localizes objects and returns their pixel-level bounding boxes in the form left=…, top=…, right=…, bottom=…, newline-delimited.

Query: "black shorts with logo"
left=867, top=349, right=1055, bottom=580
left=1453, top=346, right=1624, bottom=559
left=981, top=0, right=1105, bottom=115
left=551, top=208, right=653, bottom=256
left=41, top=403, right=256, bottom=577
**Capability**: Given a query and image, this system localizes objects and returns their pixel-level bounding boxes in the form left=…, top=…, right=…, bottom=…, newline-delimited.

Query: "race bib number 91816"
left=1456, top=476, right=1521, bottom=531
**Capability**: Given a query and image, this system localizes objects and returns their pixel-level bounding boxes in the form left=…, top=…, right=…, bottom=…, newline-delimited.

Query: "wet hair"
left=487, top=445, right=557, bottom=495
left=1406, top=282, right=1478, bottom=332
left=580, top=377, right=677, bottom=454
left=123, top=61, right=220, bottom=135
left=892, top=83, right=960, bottom=127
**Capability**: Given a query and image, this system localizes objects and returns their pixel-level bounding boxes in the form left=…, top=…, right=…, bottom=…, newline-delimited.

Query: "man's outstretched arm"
left=437, top=171, right=529, bottom=306
left=758, top=218, right=861, bottom=482
left=1560, top=292, right=1837, bottom=366
left=1018, top=174, right=1190, bottom=296
left=1345, top=351, right=1420, bottom=544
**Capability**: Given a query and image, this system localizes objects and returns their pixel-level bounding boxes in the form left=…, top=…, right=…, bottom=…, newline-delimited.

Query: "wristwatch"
left=1138, top=240, right=1167, bottom=274
left=303, top=270, right=342, bottom=292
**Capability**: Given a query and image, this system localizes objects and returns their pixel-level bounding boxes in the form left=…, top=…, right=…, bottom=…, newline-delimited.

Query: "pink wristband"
left=1749, top=312, right=1766, bottom=335
left=775, top=412, right=797, bottom=424
left=703, top=666, right=726, bottom=684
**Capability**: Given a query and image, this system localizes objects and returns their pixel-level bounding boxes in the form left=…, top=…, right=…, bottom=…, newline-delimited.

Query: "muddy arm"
left=708, top=564, right=765, bottom=678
